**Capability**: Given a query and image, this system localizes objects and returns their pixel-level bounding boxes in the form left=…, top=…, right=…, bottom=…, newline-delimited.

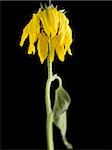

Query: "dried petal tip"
left=68, top=49, right=72, bottom=56
left=59, top=9, right=65, bottom=13
left=40, top=2, right=44, bottom=9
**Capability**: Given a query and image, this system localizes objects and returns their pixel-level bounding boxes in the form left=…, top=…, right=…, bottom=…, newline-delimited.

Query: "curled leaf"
left=53, top=86, right=71, bottom=116
left=53, top=86, right=73, bottom=149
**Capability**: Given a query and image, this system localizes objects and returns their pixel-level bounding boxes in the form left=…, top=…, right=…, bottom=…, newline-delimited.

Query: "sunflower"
left=20, top=4, right=73, bottom=64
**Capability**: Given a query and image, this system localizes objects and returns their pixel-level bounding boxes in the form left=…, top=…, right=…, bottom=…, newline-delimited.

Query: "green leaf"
left=53, top=86, right=73, bottom=149
left=53, top=86, right=71, bottom=116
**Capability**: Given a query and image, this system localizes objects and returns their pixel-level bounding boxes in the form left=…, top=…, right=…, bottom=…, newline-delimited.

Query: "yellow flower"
left=20, top=4, right=73, bottom=64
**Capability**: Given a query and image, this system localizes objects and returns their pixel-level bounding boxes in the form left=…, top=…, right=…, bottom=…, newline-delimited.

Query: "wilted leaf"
left=53, top=86, right=73, bottom=149
left=53, top=86, right=71, bottom=116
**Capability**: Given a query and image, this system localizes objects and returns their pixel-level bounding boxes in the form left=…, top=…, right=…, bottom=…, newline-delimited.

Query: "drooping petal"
left=39, top=7, right=59, bottom=37
left=59, top=25, right=68, bottom=46
left=28, top=44, right=35, bottom=55
left=57, top=11, right=73, bottom=56
left=55, top=36, right=66, bottom=62
left=48, top=37, right=55, bottom=62
left=37, top=32, right=48, bottom=63
left=20, top=22, right=31, bottom=47
left=63, top=26, right=73, bottom=52
left=66, top=26, right=72, bottom=44
left=39, top=9, right=51, bottom=37
left=58, top=12, right=69, bottom=37
left=47, top=7, right=59, bottom=37
left=30, top=14, right=40, bottom=36
left=20, top=13, right=40, bottom=54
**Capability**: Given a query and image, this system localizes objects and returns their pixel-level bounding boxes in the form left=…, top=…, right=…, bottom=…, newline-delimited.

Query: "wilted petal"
left=55, top=36, right=66, bottom=62
left=39, top=7, right=59, bottom=37
left=47, top=8, right=59, bottom=37
left=30, top=14, right=40, bottom=36
left=57, top=12, right=72, bottom=53
left=58, top=12, right=69, bottom=36
left=28, top=44, right=35, bottom=55
left=48, top=38, right=55, bottom=62
left=63, top=26, right=73, bottom=52
left=20, top=22, right=31, bottom=47
left=20, top=13, right=40, bottom=54
left=37, top=32, right=48, bottom=63
left=39, top=9, right=51, bottom=37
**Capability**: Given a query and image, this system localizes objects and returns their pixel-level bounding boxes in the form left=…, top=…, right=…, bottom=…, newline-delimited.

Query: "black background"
left=1, top=1, right=112, bottom=149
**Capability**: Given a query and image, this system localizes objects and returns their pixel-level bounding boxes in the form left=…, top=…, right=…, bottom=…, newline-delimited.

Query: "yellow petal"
left=28, top=44, right=35, bottom=55
left=59, top=25, right=68, bottom=45
left=48, top=38, right=55, bottom=62
left=63, top=26, right=73, bottom=51
left=37, top=32, right=48, bottom=63
left=39, top=9, right=51, bottom=37
left=28, top=14, right=40, bottom=45
left=55, top=36, right=65, bottom=62
left=39, top=7, right=59, bottom=37
left=20, top=22, right=31, bottom=47
left=58, top=12, right=69, bottom=36
left=47, top=8, right=59, bottom=37
left=30, top=14, right=40, bottom=35
left=20, top=13, right=40, bottom=54
left=58, top=12, right=71, bottom=50
left=65, top=26, right=72, bottom=44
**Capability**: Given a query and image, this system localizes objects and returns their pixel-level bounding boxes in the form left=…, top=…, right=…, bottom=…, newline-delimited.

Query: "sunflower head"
left=20, top=4, right=73, bottom=64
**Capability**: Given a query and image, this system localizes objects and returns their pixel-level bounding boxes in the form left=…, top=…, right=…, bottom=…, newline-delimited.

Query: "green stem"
left=45, top=59, right=54, bottom=150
